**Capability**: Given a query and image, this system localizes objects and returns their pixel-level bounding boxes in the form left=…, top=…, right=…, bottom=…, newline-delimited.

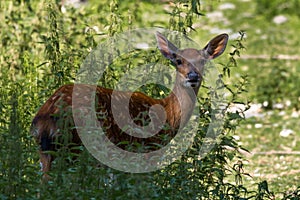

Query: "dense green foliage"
left=255, top=0, right=300, bottom=19
left=0, top=0, right=299, bottom=199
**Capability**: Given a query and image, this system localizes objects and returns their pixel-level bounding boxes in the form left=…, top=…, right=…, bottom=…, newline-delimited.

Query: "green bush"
left=255, top=0, right=300, bottom=18
left=255, top=59, right=300, bottom=109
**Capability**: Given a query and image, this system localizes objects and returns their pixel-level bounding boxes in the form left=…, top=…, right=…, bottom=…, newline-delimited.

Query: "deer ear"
left=203, top=33, right=228, bottom=59
left=155, top=32, right=178, bottom=61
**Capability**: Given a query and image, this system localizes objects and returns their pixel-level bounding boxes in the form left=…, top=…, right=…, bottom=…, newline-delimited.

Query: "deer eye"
left=171, top=53, right=182, bottom=66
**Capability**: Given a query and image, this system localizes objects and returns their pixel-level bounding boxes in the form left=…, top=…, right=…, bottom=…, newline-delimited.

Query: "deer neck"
left=162, top=76, right=200, bottom=129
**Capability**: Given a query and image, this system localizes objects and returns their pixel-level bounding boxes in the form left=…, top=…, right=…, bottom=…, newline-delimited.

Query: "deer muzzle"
left=185, top=71, right=200, bottom=88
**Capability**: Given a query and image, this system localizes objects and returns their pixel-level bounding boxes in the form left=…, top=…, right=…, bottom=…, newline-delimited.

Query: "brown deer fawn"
left=31, top=32, right=228, bottom=179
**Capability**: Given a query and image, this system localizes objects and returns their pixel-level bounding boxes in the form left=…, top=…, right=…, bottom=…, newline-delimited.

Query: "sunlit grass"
left=203, top=0, right=300, bottom=195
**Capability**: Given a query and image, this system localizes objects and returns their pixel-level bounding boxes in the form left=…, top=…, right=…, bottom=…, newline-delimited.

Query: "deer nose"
left=187, top=72, right=199, bottom=81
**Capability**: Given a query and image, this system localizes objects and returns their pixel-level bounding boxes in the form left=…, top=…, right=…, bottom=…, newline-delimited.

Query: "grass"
left=206, top=0, right=300, bottom=197
left=237, top=108, right=300, bottom=195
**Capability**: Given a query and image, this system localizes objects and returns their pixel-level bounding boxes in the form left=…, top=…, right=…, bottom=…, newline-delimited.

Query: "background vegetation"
left=0, top=0, right=299, bottom=199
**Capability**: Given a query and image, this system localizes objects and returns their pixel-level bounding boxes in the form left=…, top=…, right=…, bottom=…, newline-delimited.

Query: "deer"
left=31, top=32, right=228, bottom=180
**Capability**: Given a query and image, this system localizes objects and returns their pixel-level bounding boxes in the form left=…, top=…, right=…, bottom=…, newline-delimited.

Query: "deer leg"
left=39, top=150, right=52, bottom=181
left=39, top=135, right=53, bottom=181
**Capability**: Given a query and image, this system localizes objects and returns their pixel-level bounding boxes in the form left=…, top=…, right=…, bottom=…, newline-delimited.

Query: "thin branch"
left=252, top=151, right=300, bottom=155
left=240, top=54, right=300, bottom=61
